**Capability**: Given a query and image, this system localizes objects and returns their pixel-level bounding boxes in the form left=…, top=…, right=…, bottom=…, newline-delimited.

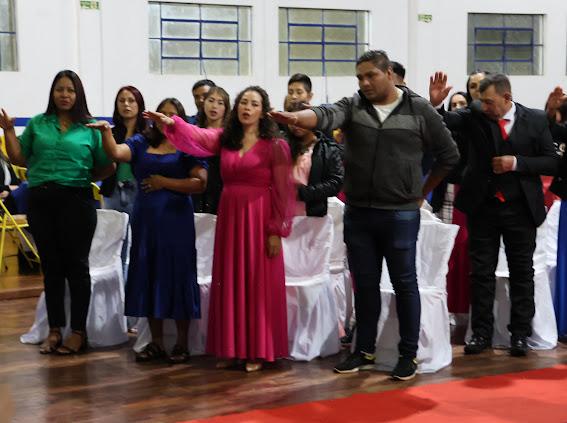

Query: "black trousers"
left=27, top=183, right=97, bottom=331
left=468, top=199, right=537, bottom=339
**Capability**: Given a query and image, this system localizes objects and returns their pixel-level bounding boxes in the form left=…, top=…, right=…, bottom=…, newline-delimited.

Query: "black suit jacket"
left=441, top=101, right=559, bottom=227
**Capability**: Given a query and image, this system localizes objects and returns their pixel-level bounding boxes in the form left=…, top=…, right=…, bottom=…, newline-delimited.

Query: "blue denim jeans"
left=344, top=206, right=421, bottom=358
left=104, top=182, right=137, bottom=283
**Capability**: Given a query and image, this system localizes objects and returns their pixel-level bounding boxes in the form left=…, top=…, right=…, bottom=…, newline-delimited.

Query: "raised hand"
left=0, top=109, right=16, bottom=131
left=143, top=110, right=175, bottom=127
left=546, top=86, right=566, bottom=112
left=86, top=120, right=112, bottom=132
left=429, top=72, right=453, bottom=107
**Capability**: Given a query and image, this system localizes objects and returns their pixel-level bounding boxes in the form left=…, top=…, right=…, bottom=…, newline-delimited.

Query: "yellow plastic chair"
left=0, top=199, right=40, bottom=273
left=91, top=182, right=105, bottom=208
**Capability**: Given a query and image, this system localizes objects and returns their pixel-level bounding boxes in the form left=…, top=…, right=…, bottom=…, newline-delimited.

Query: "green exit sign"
left=80, top=1, right=100, bottom=10
left=418, top=14, right=432, bottom=23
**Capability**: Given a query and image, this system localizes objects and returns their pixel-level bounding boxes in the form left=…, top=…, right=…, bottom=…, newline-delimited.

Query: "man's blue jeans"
left=344, top=206, right=421, bottom=359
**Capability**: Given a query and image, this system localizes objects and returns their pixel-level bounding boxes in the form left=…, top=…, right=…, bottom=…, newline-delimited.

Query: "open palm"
left=0, top=109, right=15, bottom=131
left=429, top=72, right=453, bottom=106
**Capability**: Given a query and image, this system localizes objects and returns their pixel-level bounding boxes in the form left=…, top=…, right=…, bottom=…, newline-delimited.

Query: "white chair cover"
left=284, top=215, right=340, bottom=361
left=327, top=197, right=353, bottom=329
left=376, top=213, right=459, bottom=373
left=133, top=213, right=216, bottom=355
left=465, top=213, right=558, bottom=349
left=21, top=209, right=129, bottom=347
left=545, top=201, right=560, bottom=299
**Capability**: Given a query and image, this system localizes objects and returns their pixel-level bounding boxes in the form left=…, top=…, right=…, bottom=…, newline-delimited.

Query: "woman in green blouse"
left=0, top=70, right=115, bottom=355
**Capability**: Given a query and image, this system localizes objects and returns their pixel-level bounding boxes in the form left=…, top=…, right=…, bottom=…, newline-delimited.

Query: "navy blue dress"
left=124, top=134, right=201, bottom=320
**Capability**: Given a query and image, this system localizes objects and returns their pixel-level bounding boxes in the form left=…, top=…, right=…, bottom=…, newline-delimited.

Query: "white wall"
left=1, top=0, right=566, bottom=123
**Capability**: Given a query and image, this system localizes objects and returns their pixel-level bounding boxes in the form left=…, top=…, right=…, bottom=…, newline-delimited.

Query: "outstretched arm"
left=86, top=121, right=132, bottom=162
left=144, top=112, right=222, bottom=157
left=268, top=109, right=318, bottom=130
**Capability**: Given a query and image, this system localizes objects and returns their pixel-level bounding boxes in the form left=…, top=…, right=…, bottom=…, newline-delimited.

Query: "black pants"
left=27, top=183, right=97, bottom=331
left=468, top=199, right=537, bottom=339
left=344, top=206, right=421, bottom=359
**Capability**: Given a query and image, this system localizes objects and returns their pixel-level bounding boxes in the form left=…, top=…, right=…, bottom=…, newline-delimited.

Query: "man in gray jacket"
left=270, top=50, right=459, bottom=380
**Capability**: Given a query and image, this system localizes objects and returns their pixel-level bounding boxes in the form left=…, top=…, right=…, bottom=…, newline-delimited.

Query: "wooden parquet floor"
left=1, top=297, right=567, bottom=423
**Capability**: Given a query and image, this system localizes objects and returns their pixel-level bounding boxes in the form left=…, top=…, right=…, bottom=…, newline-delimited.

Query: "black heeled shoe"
left=168, top=344, right=191, bottom=364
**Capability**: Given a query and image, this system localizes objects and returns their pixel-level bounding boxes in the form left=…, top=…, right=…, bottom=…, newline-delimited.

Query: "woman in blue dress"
left=89, top=98, right=207, bottom=363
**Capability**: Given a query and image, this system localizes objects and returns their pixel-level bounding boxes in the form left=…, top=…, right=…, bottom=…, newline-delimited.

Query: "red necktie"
left=498, top=118, right=510, bottom=141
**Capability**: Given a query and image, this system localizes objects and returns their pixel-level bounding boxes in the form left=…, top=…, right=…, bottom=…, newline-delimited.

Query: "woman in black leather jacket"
left=286, top=103, right=344, bottom=217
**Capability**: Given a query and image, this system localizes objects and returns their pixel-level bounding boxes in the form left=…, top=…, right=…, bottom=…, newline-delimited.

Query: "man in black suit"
left=429, top=72, right=559, bottom=356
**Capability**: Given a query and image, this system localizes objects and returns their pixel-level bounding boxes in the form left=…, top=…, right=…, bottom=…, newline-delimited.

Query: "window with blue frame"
left=149, top=2, right=251, bottom=75
left=0, top=0, right=18, bottom=71
left=279, top=8, right=369, bottom=77
left=467, top=14, right=543, bottom=75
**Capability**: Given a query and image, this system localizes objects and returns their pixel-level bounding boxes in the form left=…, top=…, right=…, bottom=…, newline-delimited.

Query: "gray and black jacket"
left=312, top=86, right=459, bottom=210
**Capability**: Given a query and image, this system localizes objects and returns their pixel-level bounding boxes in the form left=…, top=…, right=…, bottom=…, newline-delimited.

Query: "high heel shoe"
left=39, top=329, right=62, bottom=354
left=56, top=330, right=88, bottom=355
left=245, top=361, right=263, bottom=373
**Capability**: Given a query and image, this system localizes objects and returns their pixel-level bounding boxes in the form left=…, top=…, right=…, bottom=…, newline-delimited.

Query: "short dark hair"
left=45, top=70, right=92, bottom=124
left=479, top=73, right=512, bottom=95
left=192, top=79, right=216, bottom=92
left=391, top=61, right=406, bottom=79
left=287, top=73, right=312, bottom=92
left=356, top=50, right=390, bottom=72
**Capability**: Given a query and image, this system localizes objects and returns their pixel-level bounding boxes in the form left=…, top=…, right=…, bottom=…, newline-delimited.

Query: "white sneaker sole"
left=391, top=372, right=417, bottom=381
left=333, top=364, right=375, bottom=374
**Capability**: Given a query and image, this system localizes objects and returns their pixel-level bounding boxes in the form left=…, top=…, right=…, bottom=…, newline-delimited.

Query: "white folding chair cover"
left=21, top=210, right=129, bottom=347
left=327, top=197, right=353, bottom=329
left=284, top=215, right=340, bottom=360
left=376, top=218, right=459, bottom=373
left=465, top=214, right=558, bottom=349
left=545, top=201, right=560, bottom=298
left=133, top=213, right=216, bottom=355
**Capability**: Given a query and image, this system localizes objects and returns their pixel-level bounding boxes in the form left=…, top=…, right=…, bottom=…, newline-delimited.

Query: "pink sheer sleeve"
left=163, top=115, right=223, bottom=157
left=267, top=138, right=295, bottom=238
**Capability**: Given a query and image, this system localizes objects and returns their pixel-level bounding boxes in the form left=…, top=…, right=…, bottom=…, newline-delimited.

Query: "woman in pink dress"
left=144, top=86, right=293, bottom=372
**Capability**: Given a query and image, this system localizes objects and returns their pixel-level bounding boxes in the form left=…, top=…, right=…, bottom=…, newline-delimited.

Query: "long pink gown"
left=164, top=116, right=293, bottom=361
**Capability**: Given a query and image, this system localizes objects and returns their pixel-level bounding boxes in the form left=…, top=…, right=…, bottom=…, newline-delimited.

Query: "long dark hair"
left=112, top=86, right=147, bottom=142
left=143, top=97, right=187, bottom=148
left=286, top=101, right=316, bottom=161
left=197, top=86, right=231, bottom=128
left=220, top=86, right=278, bottom=150
left=45, top=70, right=92, bottom=123
left=448, top=91, right=469, bottom=111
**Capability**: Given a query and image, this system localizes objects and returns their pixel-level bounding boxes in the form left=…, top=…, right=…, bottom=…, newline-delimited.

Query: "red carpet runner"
left=185, top=365, right=567, bottom=422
